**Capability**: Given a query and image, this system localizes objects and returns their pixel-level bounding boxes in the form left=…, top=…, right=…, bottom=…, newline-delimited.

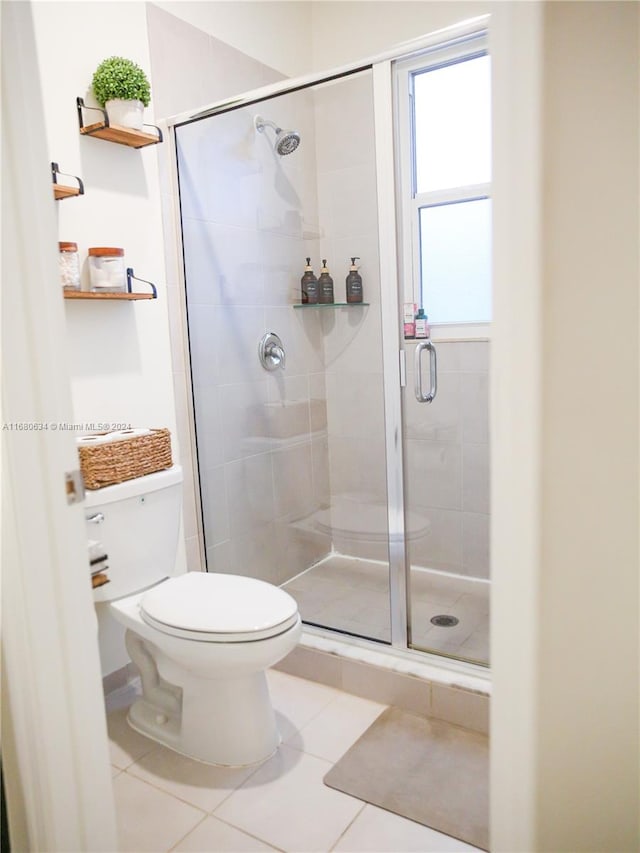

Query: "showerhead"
left=254, top=115, right=301, bottom=156
left=274, top=127, right=301, bottom=156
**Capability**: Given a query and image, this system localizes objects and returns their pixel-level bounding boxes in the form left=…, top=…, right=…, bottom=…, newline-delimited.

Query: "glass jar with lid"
left=58, top=242, right=80, bottom=291
left=88, top=247, right=127, bottom=293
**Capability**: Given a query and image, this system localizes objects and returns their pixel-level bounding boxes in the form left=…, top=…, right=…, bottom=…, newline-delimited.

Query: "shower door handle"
left=414, top=340, right=437, bottom=403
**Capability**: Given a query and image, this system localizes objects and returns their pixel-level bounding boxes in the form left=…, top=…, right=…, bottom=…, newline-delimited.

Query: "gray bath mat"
left=324, top=706, right=489, bottom=850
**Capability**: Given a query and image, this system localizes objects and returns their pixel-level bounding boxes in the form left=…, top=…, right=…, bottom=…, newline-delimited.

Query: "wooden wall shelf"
left=77, top=98, right=162, bottom=149
left=64, top=291, right=155, bottom=301
left=54, top=184, right=82, bottom=200
left=79, top=122, right=162, bottom=149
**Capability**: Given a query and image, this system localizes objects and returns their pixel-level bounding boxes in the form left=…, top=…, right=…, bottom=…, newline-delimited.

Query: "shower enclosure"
left=171, top=19, right=490, bottom=667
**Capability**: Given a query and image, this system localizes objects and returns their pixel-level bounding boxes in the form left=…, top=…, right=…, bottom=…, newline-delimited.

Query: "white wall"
left=31, top=1, right=184, bottom=675
left=153, top=0, right=491, bottom=80
left=154, top=0, right=314, bottom=77
left=309, top=1, right=492, bottom=71
left=535, top=2, right=638, bottom=847
left=32, top=1, right=176, bottom=434
left=491, top=2, right=639, bottom=850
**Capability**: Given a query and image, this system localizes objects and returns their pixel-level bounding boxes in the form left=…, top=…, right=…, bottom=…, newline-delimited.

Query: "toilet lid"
left=140, top=573, right=299, bottom=642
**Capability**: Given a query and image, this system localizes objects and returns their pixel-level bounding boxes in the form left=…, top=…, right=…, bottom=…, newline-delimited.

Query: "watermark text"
left=2, top=421, right=132, bottom=432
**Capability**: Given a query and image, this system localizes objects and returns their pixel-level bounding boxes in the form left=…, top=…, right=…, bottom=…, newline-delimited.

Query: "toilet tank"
left=85, top=465, right=183, bottom=602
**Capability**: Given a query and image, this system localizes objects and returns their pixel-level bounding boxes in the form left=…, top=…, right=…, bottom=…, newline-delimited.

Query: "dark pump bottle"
left=300, top=257, right=318, bottom=304
left=345, top=257, right=363, bottom=303
left=318, top=259, right=334, bottom=304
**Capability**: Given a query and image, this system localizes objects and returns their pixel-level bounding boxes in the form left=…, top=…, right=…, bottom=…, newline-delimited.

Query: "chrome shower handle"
left=414, top=340, right=437, bottom=403
left=259, top=332, right=286, bottom=371
left=268, top=344, right=285, bottom=367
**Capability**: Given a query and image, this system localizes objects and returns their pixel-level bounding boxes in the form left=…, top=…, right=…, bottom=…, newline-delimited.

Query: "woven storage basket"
left=78, top=428, right=172, bottom=490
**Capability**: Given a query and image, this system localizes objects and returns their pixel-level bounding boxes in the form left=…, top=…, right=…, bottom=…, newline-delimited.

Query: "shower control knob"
left=259, top=332, right=286, bottom=371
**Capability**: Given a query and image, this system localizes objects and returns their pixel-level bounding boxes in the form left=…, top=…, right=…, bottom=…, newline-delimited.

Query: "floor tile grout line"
left=165, top=813, right=210, bottom=853
left=121, top=765, right=210, bottom=816
left=206, top=813, right=286, bottom=852
left=328, top=800, right=368, bottom=852
left=207, top=754, right=274, bottom=814
left=269, top=673, right=345, bottom=734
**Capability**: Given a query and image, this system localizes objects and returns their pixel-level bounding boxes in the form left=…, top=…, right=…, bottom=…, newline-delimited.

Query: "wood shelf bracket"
left=51, top=161, right=84, bottom=200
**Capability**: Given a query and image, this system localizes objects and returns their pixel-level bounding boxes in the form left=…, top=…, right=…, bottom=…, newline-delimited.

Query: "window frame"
left=394, top=35, right=491, bottom=340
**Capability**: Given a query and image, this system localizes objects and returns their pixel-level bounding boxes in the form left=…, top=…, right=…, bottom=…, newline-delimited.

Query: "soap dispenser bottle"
left=345, top=257, right=363, bottom=303
left=301, top=257, right=318, bottom=304
left=318, top=259, right=334, bottom=304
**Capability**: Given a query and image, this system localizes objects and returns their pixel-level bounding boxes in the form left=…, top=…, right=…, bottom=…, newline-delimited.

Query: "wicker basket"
left=78, top=428, right=173, bottom=490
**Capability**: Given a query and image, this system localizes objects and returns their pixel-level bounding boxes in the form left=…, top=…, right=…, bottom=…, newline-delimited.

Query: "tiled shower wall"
left=175, top=89, right=333, bottom=586
left=313, top=73, right=389, bottom=562
left=405, top=340, right=490, bottom=579
left=147, top=4, right=290, bottom=574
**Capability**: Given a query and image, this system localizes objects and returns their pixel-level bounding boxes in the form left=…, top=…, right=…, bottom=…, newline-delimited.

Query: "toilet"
left=87, top=465, right=301, bottom=766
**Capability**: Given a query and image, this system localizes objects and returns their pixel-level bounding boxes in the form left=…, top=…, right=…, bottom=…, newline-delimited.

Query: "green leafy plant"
left=91, top=56, right=151, bottom=107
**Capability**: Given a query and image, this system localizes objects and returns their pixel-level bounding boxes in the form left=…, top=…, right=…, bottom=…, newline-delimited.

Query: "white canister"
left=88, top=247, right=126, bottom=293
left=59, top=242, right=80, bottom=290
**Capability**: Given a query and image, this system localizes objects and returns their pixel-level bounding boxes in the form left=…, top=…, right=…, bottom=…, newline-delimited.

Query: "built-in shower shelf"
left=293, top=302, right=370, bottom=309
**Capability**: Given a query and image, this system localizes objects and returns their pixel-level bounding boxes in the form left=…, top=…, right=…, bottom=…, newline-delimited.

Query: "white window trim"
left=394, top=34, right=491, bottom=340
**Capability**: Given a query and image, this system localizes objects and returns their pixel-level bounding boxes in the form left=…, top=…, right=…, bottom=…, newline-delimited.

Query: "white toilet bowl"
left=86, top=466, right=301, bottom=767
left=110, top=572, right=301, bottom=766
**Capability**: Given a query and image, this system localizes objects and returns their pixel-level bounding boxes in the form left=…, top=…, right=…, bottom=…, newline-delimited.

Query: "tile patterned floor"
left=282, top=555, right=490, bottom=665
left=107, top=670, right=481, bottom=852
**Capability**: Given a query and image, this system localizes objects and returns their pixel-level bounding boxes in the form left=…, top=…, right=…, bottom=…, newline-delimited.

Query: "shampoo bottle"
left=345, top=257, right=363, bottom=303
left=318, top=259, right=334, bottom=304
left=415, top=308, right=430, bottom=338
left=301, top=257, right=318, bottom=304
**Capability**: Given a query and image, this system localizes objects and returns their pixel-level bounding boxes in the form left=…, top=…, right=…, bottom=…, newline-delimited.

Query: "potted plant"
left=91, top=56, right=151, bottom=131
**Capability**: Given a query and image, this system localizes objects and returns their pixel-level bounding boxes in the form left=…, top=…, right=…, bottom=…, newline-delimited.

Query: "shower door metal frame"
left=165, top=13, right=491, bottom=655
left=372, top=60, right=409, bottom=648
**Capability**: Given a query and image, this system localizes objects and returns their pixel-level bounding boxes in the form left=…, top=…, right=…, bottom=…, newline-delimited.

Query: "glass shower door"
left=278, top=68, right=393, bottom=645
left=403, top=339, right=490, bottom=665
left=176, top=67, right=392, bottom=646
left=393, top=42, right=492, bottom=665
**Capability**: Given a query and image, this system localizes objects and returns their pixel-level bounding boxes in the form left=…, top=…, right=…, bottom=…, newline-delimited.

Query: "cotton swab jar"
left=88, top=247, right=126, bottom=293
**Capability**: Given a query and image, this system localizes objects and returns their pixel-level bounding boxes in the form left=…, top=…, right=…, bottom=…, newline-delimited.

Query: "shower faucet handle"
left=259, top=332, right=286, bottom=371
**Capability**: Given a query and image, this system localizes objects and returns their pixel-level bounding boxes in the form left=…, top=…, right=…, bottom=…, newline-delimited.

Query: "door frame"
left=373, top=25, right=490, bottom=652
left=1, top=3, right=117, bottom=849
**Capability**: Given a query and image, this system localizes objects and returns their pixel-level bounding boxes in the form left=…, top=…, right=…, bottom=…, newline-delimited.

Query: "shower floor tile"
left=282, top=555, right=490, bottom=665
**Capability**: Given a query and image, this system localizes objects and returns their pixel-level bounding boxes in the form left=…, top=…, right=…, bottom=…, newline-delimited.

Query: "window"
left=395, top=39, right=492, bottom=330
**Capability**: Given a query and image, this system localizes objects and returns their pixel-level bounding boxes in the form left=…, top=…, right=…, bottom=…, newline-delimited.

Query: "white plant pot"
left=105, top=98, right=144, bottom=131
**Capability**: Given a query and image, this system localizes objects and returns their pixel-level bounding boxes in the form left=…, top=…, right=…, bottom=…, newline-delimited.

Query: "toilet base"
left=115, top=610, right=301, bottom=767
left=127, top=676, right=281, bottom=767
left=125, top=637, right=282, bottom=766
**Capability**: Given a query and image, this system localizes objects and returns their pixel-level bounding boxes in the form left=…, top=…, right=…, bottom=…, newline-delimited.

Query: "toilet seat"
left=140, top=572, right=299, bottom=642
